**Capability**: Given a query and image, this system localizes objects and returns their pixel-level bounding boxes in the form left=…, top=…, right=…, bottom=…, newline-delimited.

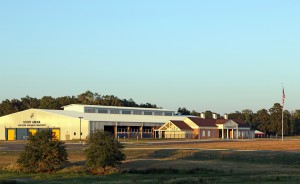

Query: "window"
left=98, top=109, right=108, bottom=114
left=208, top=131, right=211, bottom=137
left=85, top=108, right=95, bottom=113
left=154, top=111, right=163, bottom=116
left=133, top=111, right=142, bottom=115
left=202, top=130, right=206, bottom=137
left=164, top=112, right=173, bottom=116
left=144, top=111, right=153, bottom=115
left=212, top=131, right=216, bottom=137
left=122, top=110, right=131, bottom=114
left=110, top=110, right=120, bottom=114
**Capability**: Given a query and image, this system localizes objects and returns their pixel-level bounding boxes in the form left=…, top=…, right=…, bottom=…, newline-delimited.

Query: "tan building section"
left=157, top=120, right=194, bottom=138
left=186, top=117, right=219, bottom=139
left=157, top=117, right=253, bottom=139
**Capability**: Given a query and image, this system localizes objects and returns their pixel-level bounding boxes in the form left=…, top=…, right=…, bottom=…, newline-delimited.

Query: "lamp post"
left=78, top=117, right=83, bottom=143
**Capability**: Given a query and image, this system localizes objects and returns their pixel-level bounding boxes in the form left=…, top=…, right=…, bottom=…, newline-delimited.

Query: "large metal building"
left=0, top=104, right=186, bottom=141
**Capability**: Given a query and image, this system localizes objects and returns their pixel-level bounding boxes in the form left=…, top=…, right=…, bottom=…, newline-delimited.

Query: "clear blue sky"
left=0, top=0, right=299, bottom=114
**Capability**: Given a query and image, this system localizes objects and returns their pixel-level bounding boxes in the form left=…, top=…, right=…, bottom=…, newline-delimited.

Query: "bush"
left=85, top=130, right=126, bottom=172
left=17, top=129, right=68, bottom=173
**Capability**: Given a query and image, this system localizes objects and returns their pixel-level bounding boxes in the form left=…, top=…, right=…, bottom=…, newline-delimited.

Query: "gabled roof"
left=231, top=119, right=250, bottom=128
left=215, top=119, right=228, bottom=124
left=171, top=120, right=193, bottom=131
left=215, top=118, right=250, bottom=127
left=187, top=117, right=218, bottom=127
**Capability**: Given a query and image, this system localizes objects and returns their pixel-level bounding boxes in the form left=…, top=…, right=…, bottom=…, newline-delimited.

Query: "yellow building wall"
left=183, top=118, right=199, bottom=129
left=165, top=131, right=186, bottom=139
left=0, top=109, right=89, bottom=141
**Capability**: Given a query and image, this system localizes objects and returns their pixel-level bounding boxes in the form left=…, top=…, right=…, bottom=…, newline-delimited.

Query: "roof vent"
left=200, top=112, right=205, bottom=119
left=224, top=114, right=228, bottom=120
left=212, top=113, right=217, bottom=119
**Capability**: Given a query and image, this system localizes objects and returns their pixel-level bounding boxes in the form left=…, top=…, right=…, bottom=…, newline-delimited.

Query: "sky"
left=0, top=0, right=299, bottom=114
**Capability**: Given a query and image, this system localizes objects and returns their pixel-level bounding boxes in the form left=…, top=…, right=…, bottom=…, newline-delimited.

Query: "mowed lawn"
left=1, top=139, right=300, bottom=183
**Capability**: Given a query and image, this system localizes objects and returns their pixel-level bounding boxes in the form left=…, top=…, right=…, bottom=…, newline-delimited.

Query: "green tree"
left=21, top=96, right=40, bottom=110
left=177, top=107, right=190, bottom=115
left=78, top=91, right=97, bottom=104
left=269, top=103, right=288, bottom=135
left=191, top=110, right=200, bottom=116
left=85, top=130, right=126, bottom=171
left=204, top=110, right=213, bottom=119
left=228, top=111, right=243, bottom=120
left=290, top=110, right=300, bottom=135
left=17, top=130, right=68, bottom=173
left=256, top=109, right=270, bottom=133
left=139, top=102, right=157, bottom=108
left=242, top=109, right=257, bottom=129
left=39, top=96, right=59, bottom=109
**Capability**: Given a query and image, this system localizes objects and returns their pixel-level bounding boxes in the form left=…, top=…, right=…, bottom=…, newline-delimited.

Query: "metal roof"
left=40, top=109, right=185, bottom=123
left=62, top=104, right=175, bottom=112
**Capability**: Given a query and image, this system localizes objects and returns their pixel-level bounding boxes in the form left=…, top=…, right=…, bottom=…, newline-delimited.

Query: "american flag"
left=282, top=87, right=285, bottom=108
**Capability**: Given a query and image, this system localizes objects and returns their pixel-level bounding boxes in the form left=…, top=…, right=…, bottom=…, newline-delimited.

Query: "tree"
left=39, top=96, right=59, bottom=109
left=21, top=96, right=40, bottom=110
left=269, top=103, right=289, bottom=135
left=204, top=110, right=213, bottom=119
left=256, top=109, right=270, bottom=133
left=242, top=109, right=257, bottom=129
left=85, top=130, right=126, bottom=171
left=177, top=107, right=190, bottom=115
left=78, top=91, right=97, bottom=104
left=228, top=111, right=243, bottom=120
left=190, top=110, right=200, bottom=116
left=290, top=110, right=300, bottom=135
left=17, top=130, right=68, bottom=173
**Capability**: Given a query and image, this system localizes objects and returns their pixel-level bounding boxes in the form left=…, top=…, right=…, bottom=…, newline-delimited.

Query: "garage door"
left=52, top=129, right=60, bottom=140
left=29, top=129, right=37, bottom=136
left=7, top=129, right=15, bottom=141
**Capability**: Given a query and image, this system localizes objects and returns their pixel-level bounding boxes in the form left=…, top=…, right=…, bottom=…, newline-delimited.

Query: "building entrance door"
left=7, top=129, right=15, bottom=140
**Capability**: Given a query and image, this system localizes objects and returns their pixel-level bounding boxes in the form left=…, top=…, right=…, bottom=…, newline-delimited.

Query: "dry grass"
left=0, top=152, right=20, bottom=168
left=128, top=139, right=300, bottom=151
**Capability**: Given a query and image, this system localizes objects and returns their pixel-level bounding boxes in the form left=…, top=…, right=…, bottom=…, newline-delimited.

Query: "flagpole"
left=282, top=104, right=284, bottom=141
left=281, top=84, right=285, bottom=141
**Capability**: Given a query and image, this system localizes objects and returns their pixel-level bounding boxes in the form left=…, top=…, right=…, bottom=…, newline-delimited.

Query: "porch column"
left=140, top=125, right=143, bottom=138
left=226, top=129, right=229, bottom=139
left=231, top=129, right=234, bottom=139
left=127, top=126, right=130, bottom=139
left=115, top=122, right=118, bottom=139
left=222, top=127, right=224, bottom=139
left=236, top=127, right=239, bottom=139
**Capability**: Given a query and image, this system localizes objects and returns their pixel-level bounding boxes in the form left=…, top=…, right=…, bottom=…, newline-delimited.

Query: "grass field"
left=1, top=139, right=300, bottom=183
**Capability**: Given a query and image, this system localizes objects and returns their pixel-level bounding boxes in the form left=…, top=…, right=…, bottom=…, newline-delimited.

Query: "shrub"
left=85, top=130, right=126, bottom=172
left=17, top=129, right=68, bottom=173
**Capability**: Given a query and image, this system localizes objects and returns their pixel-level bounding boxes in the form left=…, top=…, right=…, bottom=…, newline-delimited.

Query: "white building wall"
left=63, top=105, right=85, bottom=113
left=0, top=109, right=89, bottom=141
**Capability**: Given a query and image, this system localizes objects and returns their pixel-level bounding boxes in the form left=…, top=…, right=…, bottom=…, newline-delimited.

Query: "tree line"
left=178, top=104, right=300, bottom=136
left=0, top=91, right=158, bottom=116
left=1, top=91, right=300, bottom=136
